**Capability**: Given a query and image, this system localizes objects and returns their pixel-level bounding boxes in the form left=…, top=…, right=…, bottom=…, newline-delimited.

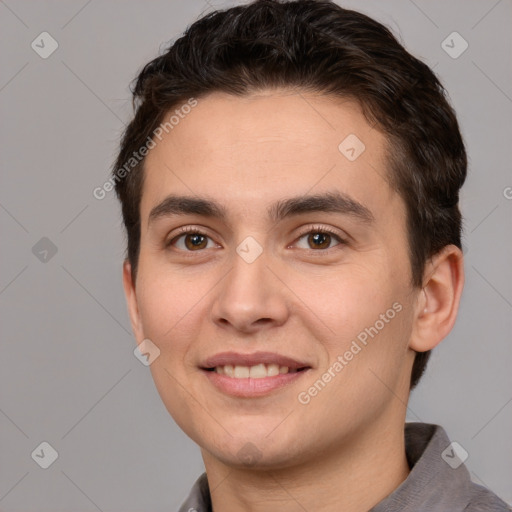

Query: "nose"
left=210, top=247, right=289, bottom=335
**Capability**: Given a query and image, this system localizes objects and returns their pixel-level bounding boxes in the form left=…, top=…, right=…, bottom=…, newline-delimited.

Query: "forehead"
left=140, top=90, right=399, bottom=224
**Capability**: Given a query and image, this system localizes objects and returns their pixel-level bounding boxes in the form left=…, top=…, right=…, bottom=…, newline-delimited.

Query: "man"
left=113, top=0, right=510, bottom=510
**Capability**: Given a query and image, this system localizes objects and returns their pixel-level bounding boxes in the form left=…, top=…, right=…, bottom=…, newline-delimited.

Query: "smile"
left=201, top=367, right=311, bottom=397
left=207, top=363, right=307, bottom=379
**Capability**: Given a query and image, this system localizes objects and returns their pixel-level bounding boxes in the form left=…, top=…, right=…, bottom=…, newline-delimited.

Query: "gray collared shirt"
left=178, top=422, right=510, bottom=511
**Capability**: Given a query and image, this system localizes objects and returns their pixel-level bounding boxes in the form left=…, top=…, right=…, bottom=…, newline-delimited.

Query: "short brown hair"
left=113, top=0, right=467, bottom=389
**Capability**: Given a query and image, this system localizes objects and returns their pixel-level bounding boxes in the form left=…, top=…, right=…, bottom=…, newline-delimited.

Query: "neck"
left=201, top=417, right=410, bottom=512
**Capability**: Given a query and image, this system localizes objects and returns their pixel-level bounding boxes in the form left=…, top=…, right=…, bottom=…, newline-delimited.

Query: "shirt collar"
left=370, top=422, right=475, bottom=511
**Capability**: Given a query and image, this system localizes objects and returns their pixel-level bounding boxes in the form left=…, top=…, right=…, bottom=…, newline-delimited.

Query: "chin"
left=199, top=429, right=310, bottom=470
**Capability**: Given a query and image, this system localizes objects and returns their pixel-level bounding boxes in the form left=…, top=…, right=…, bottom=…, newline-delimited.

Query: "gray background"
left=1, top=0, right=511, bottom=510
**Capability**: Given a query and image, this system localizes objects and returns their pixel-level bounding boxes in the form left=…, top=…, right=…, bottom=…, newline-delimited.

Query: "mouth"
left=203, top=364, right=309, bottom=378
left=199, top=352, right=312, bottom=397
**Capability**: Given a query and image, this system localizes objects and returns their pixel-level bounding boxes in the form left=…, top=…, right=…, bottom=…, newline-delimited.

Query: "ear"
left=409, top=245, right=464, bottom=352
left=122, top=260, right=145, bottom=342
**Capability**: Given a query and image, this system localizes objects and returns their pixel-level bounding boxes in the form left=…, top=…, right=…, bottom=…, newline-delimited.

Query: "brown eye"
left=307, top=232, right=332, bottom=249
left=184, top=233, right=208, bottom=250
left=295, top=228, right=345, bottom=251
left=169, top=230, right=215, bottom=251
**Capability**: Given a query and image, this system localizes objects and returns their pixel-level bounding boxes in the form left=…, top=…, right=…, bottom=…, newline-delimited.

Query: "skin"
left=123, top=89, right=464, bottom=512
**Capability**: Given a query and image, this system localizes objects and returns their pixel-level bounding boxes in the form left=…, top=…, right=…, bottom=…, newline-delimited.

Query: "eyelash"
left=167, top=225, right=348, bottom=253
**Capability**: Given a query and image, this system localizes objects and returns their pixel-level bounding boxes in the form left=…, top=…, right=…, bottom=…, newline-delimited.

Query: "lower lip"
left=201, top=369, right=310, bottom=398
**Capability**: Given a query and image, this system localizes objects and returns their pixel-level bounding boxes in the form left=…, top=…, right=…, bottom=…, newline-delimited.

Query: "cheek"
left=136, top=268, right=210, bottom=433
left=135, top=265, right=206, bottom=353
left=288, top=262, right=392, bottom=340
left=296, top=300, right=412, bottom=435
left=292, top=262, right=411, bottom=383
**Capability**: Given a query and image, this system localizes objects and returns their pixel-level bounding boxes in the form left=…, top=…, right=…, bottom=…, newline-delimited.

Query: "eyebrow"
left=148, top=191, right=374, bottom=226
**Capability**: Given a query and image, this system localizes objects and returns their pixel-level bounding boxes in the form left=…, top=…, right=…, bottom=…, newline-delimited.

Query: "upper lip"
left=200, top=351, right=311, bottom=370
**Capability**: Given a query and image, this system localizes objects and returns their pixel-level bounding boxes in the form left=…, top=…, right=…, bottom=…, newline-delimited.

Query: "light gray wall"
left=1, top=1, right=510, bottom=510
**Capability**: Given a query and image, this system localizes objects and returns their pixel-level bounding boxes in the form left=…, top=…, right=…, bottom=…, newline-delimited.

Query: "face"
left=124, top=90, right=420, bottom=469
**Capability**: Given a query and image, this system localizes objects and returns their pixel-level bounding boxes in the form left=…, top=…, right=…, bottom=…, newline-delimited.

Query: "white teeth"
left=234, top=365, right=250, bottom=378
left=212, top=363, right=299, bottom=379
left=249, top=363, right=267, bottom=378
left=267, top=363, right=280, bottom=376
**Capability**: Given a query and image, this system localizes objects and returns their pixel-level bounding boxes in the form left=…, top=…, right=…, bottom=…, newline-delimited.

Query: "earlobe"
left=409, top=245, right=465, bottom=352
left=122, top=260, right=144, bottom=341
